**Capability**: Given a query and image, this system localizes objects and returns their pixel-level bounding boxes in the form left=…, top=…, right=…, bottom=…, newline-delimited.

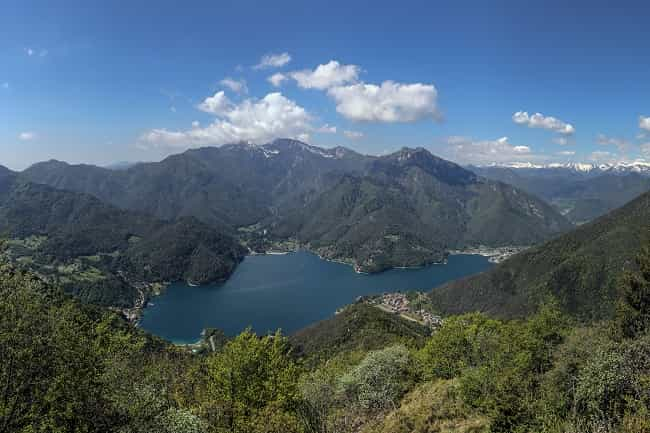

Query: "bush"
left=338, top=345, right=415, bottom=412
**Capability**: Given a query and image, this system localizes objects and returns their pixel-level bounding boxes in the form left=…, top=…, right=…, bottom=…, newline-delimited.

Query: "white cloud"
left=198, top=91, right=232, bottom=116
left=317, top=124, right=337, bottom=134
left=640, top=116, right=650, bottom=132
left=596, top=133, right=629, bottom=153
left=267, top=73, right=287, bottom=87
left=254, top=52, right=291, bottom=70
left=26, top=48, right=34, bottom=56
left=557, top=150, right=576, bottom=156
left=343, top=130, right=364, bottom=139
left=219, top=77, right=248, bottom=94
left=443, top=136, right=541, bottom=165
left=328, top=80, right=439, bottom=123
left=512, top=111, right=575, bottom=135
left=141, top=92, right=313, bottom=149
left=289, top=60, right=360, bottom=90
left=18, top=131, right=36, bottom=141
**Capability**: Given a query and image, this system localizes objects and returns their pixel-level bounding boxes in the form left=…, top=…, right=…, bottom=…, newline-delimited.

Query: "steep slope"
left=429, top=190, right=650, bottom=320
left=0, top=174, right=245, bottom=306
left=274, top=148, right=572, bottom=272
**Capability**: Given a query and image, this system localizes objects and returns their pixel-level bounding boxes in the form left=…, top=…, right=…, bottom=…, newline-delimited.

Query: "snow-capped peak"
left=482, top=160, right=650, bottom=174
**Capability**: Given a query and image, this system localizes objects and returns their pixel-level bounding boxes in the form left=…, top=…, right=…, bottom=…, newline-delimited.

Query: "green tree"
left=418, top=313, right=504, bottom=380
left=0, top=266, right=112, bottom=433
left=616, top=246, right=650, bottom=339
left=202, top=329, right=303, bottom=433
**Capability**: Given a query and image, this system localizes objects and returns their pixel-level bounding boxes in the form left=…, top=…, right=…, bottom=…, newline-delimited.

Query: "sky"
left=1, top=0, right=650, bottom=170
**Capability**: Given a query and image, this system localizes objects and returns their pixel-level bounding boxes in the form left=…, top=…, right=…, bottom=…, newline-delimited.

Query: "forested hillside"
left=2, top=245, right=649, bottom=432
left=430, top=190, right=650, bottom=320
left=269, top=147, right=572, bottom=272
left=0, top=174, right=245, bottom=306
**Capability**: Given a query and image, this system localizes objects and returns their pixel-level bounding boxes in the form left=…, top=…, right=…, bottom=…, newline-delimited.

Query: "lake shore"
left=448, top=245, right=529, bottom=263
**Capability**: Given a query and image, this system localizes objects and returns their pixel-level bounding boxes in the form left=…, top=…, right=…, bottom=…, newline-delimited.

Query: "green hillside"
left=430, top=190, right=650, bottom=320
left=0, top=175, right=245, bottom=306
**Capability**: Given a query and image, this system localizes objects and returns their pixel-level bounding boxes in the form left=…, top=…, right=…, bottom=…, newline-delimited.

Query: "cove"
left=139, top=251, right=492, bottom=343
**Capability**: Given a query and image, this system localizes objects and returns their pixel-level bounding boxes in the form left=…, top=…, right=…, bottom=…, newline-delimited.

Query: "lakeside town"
left=449, top=245, right=529, bottom=263
left=354, top=292, right=443, bottom=328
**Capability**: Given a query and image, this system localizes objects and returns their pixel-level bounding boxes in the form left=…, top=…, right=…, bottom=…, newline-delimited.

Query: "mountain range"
left=16, top=139, right=571, bottom=274
left=471, top=164, right=650, bottom=223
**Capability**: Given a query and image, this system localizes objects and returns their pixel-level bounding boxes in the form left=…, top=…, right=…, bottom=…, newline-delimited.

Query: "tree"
left=202, top=329, right=303, bottom=433
left=418, top=313, right=504, bottom=380
left=616, top=246, right=650, bottom=339
left=0, top=265, right=112, bottom=433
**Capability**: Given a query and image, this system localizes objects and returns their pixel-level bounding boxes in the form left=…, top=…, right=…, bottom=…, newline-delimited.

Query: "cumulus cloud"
left=640, top=116, right=650, bottom=132
left=512, top=111, right=575, bottom=135
left=328, top=81, right=439, bottom=123
left=198, top=91, right=232, bottom=116
left=343, top=130, right=364, bottom=139
left=141, top=92, right=313, bottom=148
left=219, top=77, right=248, bottom=94
left=442, top=136, right=542, bottom=165
left=267, top=73, right=287, bottom=87
left=18, top=132, right=36, bottom=141
left=254, top=52, right=291, bottom=69
left=596, top=134, right=630, bottom=153
left=289, top=60, right=360, bottom=90
left=26, top=48, right=34, bottom=56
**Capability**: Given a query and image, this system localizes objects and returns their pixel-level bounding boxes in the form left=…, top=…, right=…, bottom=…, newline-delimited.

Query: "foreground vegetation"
left=2, top=242, right=649, bottom=432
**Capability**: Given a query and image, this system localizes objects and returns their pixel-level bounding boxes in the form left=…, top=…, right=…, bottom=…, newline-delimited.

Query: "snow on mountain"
left=483, top=160, right=650, bottom=174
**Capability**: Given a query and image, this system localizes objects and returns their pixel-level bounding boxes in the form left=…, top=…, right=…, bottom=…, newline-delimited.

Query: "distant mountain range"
left=16, top=139, right=571, bottom=274
left=477, top=160, right=650, bottom=174
left=471, top=163, right=650, bottom=223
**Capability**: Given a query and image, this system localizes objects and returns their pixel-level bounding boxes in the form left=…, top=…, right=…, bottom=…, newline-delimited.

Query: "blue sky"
left=1, top=0, right=650, bottom=169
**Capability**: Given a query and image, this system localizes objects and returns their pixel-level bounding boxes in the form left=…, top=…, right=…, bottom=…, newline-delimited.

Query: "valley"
left=3, top=139, right=572, bottom=305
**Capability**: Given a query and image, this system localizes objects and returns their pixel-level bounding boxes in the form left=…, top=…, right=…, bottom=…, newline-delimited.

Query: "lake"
left=139, top=251, right=492, bottom=343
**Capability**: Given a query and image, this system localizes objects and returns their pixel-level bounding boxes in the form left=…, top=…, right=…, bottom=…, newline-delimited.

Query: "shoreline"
left=128, top=247, right=499, bottom=326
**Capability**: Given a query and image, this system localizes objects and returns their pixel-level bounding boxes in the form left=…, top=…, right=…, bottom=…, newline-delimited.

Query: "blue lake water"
left=139, top=251, right=492, bottom=343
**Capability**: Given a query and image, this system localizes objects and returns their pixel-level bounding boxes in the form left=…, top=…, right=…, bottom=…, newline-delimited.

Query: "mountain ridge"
left=18, top=139, right=572, bottom=273
left=429, top=189, right=650, bottom=320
